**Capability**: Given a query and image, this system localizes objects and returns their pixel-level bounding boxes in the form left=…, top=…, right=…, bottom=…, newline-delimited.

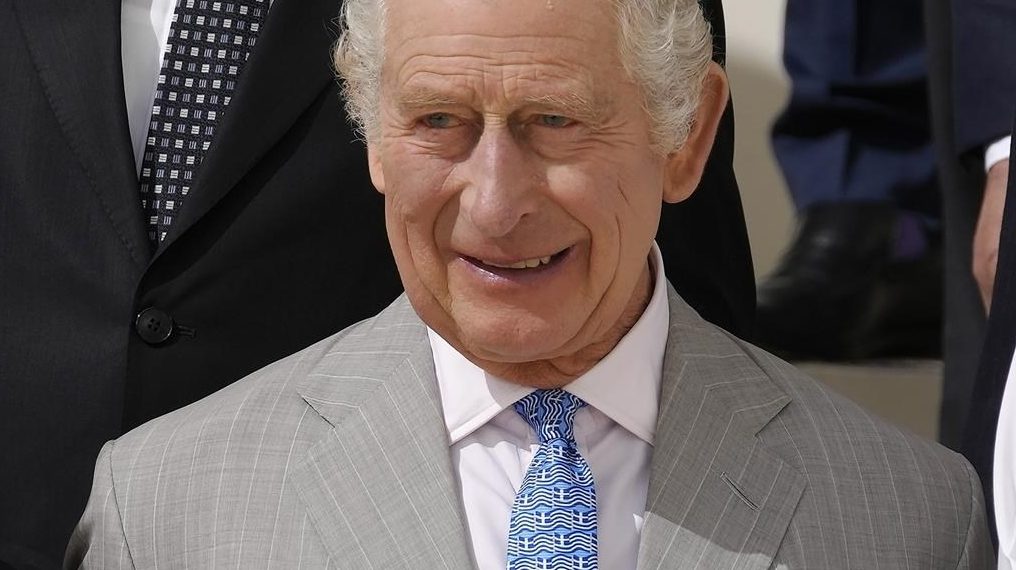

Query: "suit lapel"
left=154, top=0, right=340, bottom=254
left=13, top=0, right=149, bottom=267
left=289, top=300, right=474, bottom=569
left=637, top=288, right=806, bottom=570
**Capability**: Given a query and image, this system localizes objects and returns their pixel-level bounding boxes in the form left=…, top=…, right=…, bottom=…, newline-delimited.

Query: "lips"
left=479, top=255, right=553, bottom=269
left=463, top=246, right=571, bottom=275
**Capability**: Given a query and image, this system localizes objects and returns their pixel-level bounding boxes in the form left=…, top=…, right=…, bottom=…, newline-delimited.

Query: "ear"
left=662, top=62, right=730, bottom=204
left=367, top=143, right=386, bottom=194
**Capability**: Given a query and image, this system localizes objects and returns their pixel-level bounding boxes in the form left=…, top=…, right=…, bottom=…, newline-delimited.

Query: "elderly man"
left=66, top=0, right=992, bottom=567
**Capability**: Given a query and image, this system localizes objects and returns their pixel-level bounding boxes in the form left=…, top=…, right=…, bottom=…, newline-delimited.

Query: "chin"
left=456, top=317, right=576, bottom=364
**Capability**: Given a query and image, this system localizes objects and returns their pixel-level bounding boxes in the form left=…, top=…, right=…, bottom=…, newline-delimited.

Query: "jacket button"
left=135, top=307, right=174, bottom=345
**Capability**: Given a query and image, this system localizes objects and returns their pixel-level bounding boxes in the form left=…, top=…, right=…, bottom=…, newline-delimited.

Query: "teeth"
left=481, top=255, right=554, bottom=269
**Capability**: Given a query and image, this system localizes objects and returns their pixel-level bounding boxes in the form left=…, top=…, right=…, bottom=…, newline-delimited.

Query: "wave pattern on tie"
left=507, top=390, right=598, bottom=569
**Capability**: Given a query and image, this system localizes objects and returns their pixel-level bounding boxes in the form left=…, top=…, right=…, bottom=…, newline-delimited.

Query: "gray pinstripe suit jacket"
left=65, top=288, right=994, bottom=569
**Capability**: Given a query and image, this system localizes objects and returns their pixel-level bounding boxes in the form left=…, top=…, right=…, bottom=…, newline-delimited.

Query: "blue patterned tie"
left=507, top=389, right=598, bottom=569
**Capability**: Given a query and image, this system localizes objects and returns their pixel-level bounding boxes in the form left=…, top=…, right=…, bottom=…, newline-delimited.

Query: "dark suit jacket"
left=0, top=0, right=752, bottom=567
left=943, top=0, right=1016, bottom=540
left=952, top=0, right=1016, bottom=156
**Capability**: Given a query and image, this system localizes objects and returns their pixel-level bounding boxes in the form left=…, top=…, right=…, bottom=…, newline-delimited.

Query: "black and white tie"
left=138, top=0, right=268, bottom=245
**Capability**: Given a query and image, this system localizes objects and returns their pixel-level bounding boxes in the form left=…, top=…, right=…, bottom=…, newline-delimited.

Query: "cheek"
left=611, top=154, right=667, bottom=244
left=381, top=150, right=461, bottom=291
left=381, top=142, right=458, bottom=228
left=383, top=185, right=456, bottom=326
left=544, top=162, right=660, bottom=276
left=613, top=172, right=663, bottom=281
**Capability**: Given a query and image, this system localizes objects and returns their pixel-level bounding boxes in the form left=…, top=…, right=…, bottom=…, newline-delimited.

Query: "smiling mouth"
left=465, top=247, right=572, bottom=273
left=481, top=255, right=552, bottom=269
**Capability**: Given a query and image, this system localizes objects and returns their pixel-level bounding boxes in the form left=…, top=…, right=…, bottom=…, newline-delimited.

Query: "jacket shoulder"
left=729, top=339, right=990, bottom=566
left=740, top=341, right=963, bottom=473
left=89, top=297, right=427, bottom=565
left=104, top=296, right=424, bottom=486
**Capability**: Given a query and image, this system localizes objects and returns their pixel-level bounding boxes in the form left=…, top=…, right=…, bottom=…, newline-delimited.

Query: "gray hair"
left=333, top=0, right=713, bottom=153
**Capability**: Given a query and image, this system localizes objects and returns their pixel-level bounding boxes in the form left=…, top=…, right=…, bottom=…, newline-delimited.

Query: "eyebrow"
left=518, top=92, right=606, bottom=123
left=396, top=88, right=465, bottom=110
left=394, top=87, right=609, bottom=124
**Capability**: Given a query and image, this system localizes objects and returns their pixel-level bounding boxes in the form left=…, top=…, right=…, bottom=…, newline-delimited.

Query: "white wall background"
left=723, top=0, right=794, bottom=278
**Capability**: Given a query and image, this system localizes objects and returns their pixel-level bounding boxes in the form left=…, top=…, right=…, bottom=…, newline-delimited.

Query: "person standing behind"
left=0, top=0, right=752, bottom=568
left=0, top=0, right=403, bottom=567
left=755, top=0, right=942, bottom=361
left=949, top=0, right=1016, bottom=556
left=928, top=0, right=1016, bottom=548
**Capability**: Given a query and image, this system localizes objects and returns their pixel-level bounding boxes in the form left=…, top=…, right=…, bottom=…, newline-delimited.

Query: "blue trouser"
left=772, top=0, right=938, bottom=218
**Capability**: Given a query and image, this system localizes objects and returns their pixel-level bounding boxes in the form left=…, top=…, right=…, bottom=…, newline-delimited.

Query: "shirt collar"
left=430, top=242, right=669, bottom=445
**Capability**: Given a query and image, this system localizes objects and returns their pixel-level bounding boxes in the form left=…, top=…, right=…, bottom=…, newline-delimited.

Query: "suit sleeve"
left=953, top=0, right=1016, bottom=154
left=63, top=442, right=137, bottom=570
left=956, top=455, right=996, bottom=568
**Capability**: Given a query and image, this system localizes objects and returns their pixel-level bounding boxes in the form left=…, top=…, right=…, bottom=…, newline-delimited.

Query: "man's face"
left=369, top=0, right=701, bottom=382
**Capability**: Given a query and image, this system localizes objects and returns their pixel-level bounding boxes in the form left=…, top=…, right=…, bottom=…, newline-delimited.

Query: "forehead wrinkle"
left=396, top=51, right=590, bottom=83
left=393, top=32, right=599, bottom=53
left=389, top=31, right=609, bottom=83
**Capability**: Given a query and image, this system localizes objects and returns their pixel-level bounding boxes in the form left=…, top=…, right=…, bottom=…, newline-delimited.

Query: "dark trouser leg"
left=773, top=0, right=937, bottom=214
left=755, top=0, right=942, bottom=359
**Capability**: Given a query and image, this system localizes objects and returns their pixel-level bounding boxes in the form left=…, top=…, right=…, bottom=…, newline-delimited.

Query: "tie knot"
left=514, top=389, right=587, bottom=444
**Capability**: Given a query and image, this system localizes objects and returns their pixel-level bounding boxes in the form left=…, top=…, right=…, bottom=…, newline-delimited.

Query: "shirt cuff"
left=986, top=136, right=1012, bottom=172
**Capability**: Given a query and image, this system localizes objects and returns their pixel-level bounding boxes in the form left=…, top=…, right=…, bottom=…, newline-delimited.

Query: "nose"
left=458, top=124, right=542, bottom=238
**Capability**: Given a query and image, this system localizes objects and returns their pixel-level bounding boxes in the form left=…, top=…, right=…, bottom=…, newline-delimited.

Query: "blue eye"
left=423, top=113, right=456, bottom=128
left=539, top=114, right=572, bottom=128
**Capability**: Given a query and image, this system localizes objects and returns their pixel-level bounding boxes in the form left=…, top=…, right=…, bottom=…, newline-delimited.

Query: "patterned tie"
left=138, top=0, right=268, bottom=245
left=507, top=389, right=598, bottom=569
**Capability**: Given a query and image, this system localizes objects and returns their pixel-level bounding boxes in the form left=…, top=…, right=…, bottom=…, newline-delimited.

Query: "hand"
left=973, top=159, right=1010, bottom=313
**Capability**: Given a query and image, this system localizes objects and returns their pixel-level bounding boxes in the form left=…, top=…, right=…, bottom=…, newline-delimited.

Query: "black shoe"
left=754, top=202, right=942, bottom=360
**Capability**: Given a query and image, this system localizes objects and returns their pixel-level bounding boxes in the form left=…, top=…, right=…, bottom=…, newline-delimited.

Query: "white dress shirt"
left=121, top=0, right=178, bottom=174
left=986, top=135, right=1012, bottom=173
left=429, top=243, right=669, bottom=570
left=995, top=349, right=1016, bottom=570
